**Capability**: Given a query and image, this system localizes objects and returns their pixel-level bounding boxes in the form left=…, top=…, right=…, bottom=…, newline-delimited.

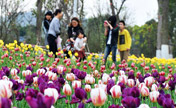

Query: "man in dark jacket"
left=103, top=16, right=119, bottom=65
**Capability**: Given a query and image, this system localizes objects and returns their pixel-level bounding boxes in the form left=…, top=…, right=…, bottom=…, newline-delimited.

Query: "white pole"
left=73, top=0, right=78, bottom=17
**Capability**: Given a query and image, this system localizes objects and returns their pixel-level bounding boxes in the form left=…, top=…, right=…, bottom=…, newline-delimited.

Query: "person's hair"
left=54, top=9, right=62, bottom=16
left=108, top=16, right=117, bottom=27
left=44, top=11, right=53, bottom=19
left=69, top=17, right=81, bottom=27
left=77, top=30, right=84, bottom=37
left=119, top=20, right=126, bottom=26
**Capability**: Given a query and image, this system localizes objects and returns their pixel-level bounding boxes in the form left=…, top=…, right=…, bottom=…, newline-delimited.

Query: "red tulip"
left=32, top=62, right=36, bottom=66
left=77, top=62, right=80, bottom=66
left=9, top=56, right=12, bottom=60
left=83, top=60, right=87, bottom=64
left=159, top=71, right=165, bottom=76
left=131, top=63, right=135, bottom=68
left=40, top=57, right=44, bottom=61
left=169, top=68, right=172, bottom=73
left=83, top=66, right=87, bottom=70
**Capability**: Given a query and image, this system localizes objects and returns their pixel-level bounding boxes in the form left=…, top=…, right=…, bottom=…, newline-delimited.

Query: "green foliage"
left=129, top=19, right=158, bottom=57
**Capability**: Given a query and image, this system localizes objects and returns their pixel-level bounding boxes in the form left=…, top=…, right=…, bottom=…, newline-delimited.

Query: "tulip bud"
left=72, top=80, right=81, bottom=89
left=44, top=88, right=59, bottom=103
left=91, top=88, right=107, bottom=106
left=140, top=86, right=149, bottom=97
left=10, top=68, right=18, bottom=76
left=102, top=73, right=110, bottom=84
left=138, top=104, right=150, bottom=108
left=85, top=84, right=91, bottom=92
left=66, top=73, right=75, bottom=81
left=63, top=84, right=72, bottom=96
left=149, top=91, right=160, bottom=103
left=127, top=79, right=135, bottom=87
left=118, top=75, right=127, bottom=84
left=151, top=84, right=158, bottom=91
left=110, top=85, right=122, bottom=98
left=144, top=76, right=155, bottom=87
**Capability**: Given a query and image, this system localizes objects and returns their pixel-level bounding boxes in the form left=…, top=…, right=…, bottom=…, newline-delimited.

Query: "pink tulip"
left=66, top=73, right=75, bottom=81
left=83, top=60, right=87, bottom=64
left=118, top=75, right=127, bottom=84
left=72, top=80, right=81, bottom=89
left=63, top=84, right=72, bottom=96
left=10, top=68, right=18, bottom=76
left=0, top=80, right=13, bottom=98
left=138, top=104, right=150, bottom=108
left=32, top=61, right=36, bottom=66
left=77, top=62, right=80, bottom=66
left=110, top=85, right=122, bottom=98
left=57, top=65, right=64, bottom=74
left=22, top=70, right=32, bottom=77
left=151, top=84, right=158, bottom=91
left=149, top=91, right=160, bottom=103
left=138, top=83, right=146, bottom=91
left=83, top=65, right=87, bottom=70
left=91, top=88, right=107, bottom=106
left=44, top=88, right=59, bottom=103
left=110, top=63, right=116, bottom=70
left=36, top=69, right=45, bottom=76
left=144, top=76, right=155, bottom=87
left=85, top=74, right=95, bottom=84
left=131, top=63, right=135, bottom=68
left=127, top=79, right=135, bottom=87
left=140, top=86, right=149, bottom=97
left=102, top=73, right=110, bottom=84
left=85, top=84, right=91, bottom=92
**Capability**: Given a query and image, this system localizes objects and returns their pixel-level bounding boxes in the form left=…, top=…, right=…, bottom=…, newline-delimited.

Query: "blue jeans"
left=103, top=45, right=117, bottom=63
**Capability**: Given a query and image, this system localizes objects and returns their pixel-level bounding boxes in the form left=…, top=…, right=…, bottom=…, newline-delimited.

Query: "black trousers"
left=47, top=34, right=57, bottom=58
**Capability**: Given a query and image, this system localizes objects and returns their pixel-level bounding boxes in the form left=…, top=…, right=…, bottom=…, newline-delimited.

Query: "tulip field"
left=0, top=40, right=176, bottom=108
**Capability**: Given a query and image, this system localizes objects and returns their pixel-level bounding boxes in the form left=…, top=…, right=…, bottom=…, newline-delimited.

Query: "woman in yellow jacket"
left=118, top=20, right=132, bottom=62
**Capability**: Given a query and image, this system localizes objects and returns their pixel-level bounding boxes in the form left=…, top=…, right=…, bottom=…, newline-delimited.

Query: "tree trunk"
left=36, top=0, right=43, bottom=45
left=109, top=0, right=115, bottom=16
left=157, top=0, right=169, bottom=50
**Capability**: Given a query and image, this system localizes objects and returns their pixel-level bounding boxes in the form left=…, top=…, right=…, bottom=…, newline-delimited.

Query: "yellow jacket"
left=118, top=29, right=132, bottom=51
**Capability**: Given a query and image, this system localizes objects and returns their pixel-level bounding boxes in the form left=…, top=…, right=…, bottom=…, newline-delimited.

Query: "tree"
left=0, top=0, right=26, bottom=43
left=36, top=0, right=43, bottom=45
left=157, top=0, right=169, bottom=54
left=109, top=0, right=126, bottom=22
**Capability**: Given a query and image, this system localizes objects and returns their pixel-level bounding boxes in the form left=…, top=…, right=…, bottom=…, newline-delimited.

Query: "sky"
left=25, top=0, right=158, bottom=26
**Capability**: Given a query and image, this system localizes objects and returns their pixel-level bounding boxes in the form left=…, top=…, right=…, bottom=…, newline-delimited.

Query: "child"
left=74, top=30, right=86, bottom=61
left=118, top=20, right=132, bottom=62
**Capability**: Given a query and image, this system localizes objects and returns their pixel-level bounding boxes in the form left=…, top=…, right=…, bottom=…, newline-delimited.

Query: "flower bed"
left=0, top=40, right=176, bottom=108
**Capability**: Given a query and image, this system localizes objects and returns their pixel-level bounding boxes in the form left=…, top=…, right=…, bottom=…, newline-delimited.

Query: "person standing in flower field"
left=74, top=30, right=86, bottom=61
left=103, top=16, right=119, bottom=65
left=43, top=11, right=53, bottom=46
left=118, top=20, right=132, bottom=62
left=48, top=9, right=63, bottom=58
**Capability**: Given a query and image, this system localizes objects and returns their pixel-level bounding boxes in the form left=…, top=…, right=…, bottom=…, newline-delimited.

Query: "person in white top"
left=74, top=30, right=86, bottom=61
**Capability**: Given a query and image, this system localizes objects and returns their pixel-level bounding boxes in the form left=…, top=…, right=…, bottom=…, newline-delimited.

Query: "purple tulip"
left=16, top=92, right=24, bottom=101
left=2, top=66, right=10, bottom=76
left=0, top=97, right=11, bottom=108
left=52, top=68, right=57, bottom=74
left=152, top=72, right=159, bottom=78
left=0, top=70, right=5, bottom=79
left=107, top=79, right=115, bottom=95
left=122, top=96, right=140, bottom=108
left=118, top=82, right=125, bottom=92
left=75, top=71, right=87, bottom=80
left=25, top=88, right=39, bottom=98
left=57, top=77, right=65, bottom=85
left=108, top=104, right=123, bottom=108
left=168, top=80, right=175, bottom=91
left=38, top=75, right=49, bottom=86
left=11, top=79, right=23, bottom=91
left=26, top=93, right=54, bottom=108
left=122, top=87, right=140, bottom=98
left=109, top=73, right=114, bottom=78
left=162, top=98, right=175, bottom=108
left=70, top=94, right=81, bottom=104
left=128, top=72, right=135, bottom=79
left=75, top=88, right=87, bottom=100
left=78, top=102, right=85, bottom=108
left=26, top=66, right=33, bottom=72
left=138, top=75, right=144, bottom=83
left=25, top=75, right=33, bottom=86
left=16, top=68, right=20, bottom=74
left=144, top=73, right=150, bottom=79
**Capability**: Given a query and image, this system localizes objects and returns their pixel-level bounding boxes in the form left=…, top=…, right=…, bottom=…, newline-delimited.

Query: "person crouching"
left=74, top=30, right=86, bottom=61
